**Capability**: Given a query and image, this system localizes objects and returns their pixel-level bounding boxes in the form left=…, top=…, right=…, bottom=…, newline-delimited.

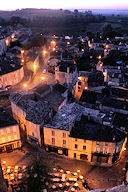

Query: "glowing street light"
left=6, top=39, right=9, bottom=46
left=98, top=55, right=101, bottom=60
left=33, top=63, right=37, bottom=70
left=77, top=170, right=80, bottom=173
left=21, top=50, right=24, bottom=54
left=106, top=45, right=109, bottom=49
left=89, top=44, right=93, bottom=48
left=23, top=83, right=27, bottom=88
left=41, top=76, right=45, bottom=80
left=21, top=59, right=24, bottom=63
left=51, top=40, right=56, bottom=45
left=3, top=161, right=6, bottom=165
left=11, top=34, right=14, bottom=39
left=85, top=86, right=88, bottom=90
left=43, top=50, right=47, bottom=55
left=67, top=42, right=70, bottom=45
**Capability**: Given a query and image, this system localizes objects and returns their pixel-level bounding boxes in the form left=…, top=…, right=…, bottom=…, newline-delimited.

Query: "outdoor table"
left=52, top=178, right=60, bottom=182
left=58, top=184, right=63, bottom=188
left=54, top=173, right=59, bottom=177
left=52, top=185, right=56, bottom=189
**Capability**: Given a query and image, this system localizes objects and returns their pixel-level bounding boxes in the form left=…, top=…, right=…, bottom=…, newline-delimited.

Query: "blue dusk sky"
left=0, top=0, right=128, bottom=10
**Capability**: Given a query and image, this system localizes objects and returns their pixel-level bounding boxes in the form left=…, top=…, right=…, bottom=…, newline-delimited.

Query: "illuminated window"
left=63, top=140, right=66, bottom=146
left=2, top=138, right=5, bottom=143
left=0, top=129, right=4, bottom=135
left=52, top=131, right=55, bottom=136
left=14, top=135, right=17, bottom=140
left=7, top=128, right=10, bottom=134
left=52, top=138, right=55, bottom=144
left=8, top=136, right=11, bottom=141
left=63, top=133, right=66, bottom=138
left=13, top=127, right=16, bottom=132
left=83, top=146, right=86, bottom=150
left=75, top=144, right=78, bottom=149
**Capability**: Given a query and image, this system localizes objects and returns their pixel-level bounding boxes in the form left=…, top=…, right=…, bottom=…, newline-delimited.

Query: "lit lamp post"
left=51, top=40, right=56, bottom=47
left=23, top=83, right=28, bottom=88
left=43, top=50, right=47, bottom=55
left=6, top=39, right=9, bottom=46
left=33, top=63, right=37, bottom=71
left=41, top=76, right=45, bottom=80
left=98, top=55, right=101, bottom=60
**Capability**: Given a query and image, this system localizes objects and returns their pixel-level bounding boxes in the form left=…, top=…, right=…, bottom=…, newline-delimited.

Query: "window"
left=75, top=144, right=78, bottom=149
left=13, top=127, right=16, bottom=132
left=78, top=82, right=81, bottom=85
left=2, top=138, right=5, bottom=143
left=75, top=138, right=77, bottom=141
left=52, top=138, right=55, bottom=145
left=96, top=142, right=99, bottom=145
left=32, top=132, right=34, bottom=137
left=83, top=146, right=86, bottom=150
left=78, top=86, right=81, bottom=91
left=14, top=135, right=17, bottom=140
left=63, top=140, right=66, bottom=146
left=74, top=153, right=76, bottom=158
left=8, top=136, right=11, bottom=141
left=0, top=129, right=4, bottom=135
left=84, top=140, right=86, bottom=143
left=63, top=133, right=66, bottom=138
left=7, top=128, right=10, bottom=134
left=52, top=131, right=55, bottom=136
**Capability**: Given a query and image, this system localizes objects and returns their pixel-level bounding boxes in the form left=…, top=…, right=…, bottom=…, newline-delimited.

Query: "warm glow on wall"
left=6, top=39, right=9, bottom=46
left=23, top=83, right=27, bottom=88
left=106, top=45, right=109, bottom=49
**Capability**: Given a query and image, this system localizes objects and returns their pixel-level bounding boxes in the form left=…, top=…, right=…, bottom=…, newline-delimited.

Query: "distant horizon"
left=0, top=8, right=128, bottom=11
left=0, top=0, right=128, bottom=11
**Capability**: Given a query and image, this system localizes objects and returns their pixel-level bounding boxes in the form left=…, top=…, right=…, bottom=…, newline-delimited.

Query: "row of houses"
left=0, top=83, right=125, bottom=165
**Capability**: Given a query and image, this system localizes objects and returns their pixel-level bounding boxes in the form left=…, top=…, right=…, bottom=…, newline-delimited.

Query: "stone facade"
left=0, top=66, right=24, bottom=88
left=0, top=124, right=21, bottom=153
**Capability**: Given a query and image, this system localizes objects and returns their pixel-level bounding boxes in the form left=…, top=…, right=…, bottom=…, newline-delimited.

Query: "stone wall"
left=0, top=66, right=24, bottom=88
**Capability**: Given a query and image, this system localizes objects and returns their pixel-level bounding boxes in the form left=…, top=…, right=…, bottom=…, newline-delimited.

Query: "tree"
left=102, top=23, right=112, bottom=34
left=74, top=9, right=79, bottom=14
left=18, top=154, right=52, bottom=192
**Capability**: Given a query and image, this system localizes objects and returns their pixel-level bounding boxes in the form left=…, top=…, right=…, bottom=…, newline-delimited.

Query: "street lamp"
left=43, top=50, right=47, bottom=55
left=51, top=40, right=56, bottom=45
left=41, top=76, right=45, bottom=80
left=3, top=161, right=6, bottom=165
left=21, top=50, right=24, bottom=54
left=98, top=55, right=101, bottom=60
left=23, top=83, right=27, bottom=88
left=106, top=45, right=109, bottom=49
left=33, top=63, right=37, bottom=70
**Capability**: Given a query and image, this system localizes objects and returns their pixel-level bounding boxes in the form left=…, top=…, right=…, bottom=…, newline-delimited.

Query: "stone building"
left=0, top=109, right=21, bottom=153
left=10, top=91, right=52, bottom=146
left=55, top=61, right=78, bottom=89
left=0, top=66, right=24, bottom=88
left=43, top=103, right=126, bottom=165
